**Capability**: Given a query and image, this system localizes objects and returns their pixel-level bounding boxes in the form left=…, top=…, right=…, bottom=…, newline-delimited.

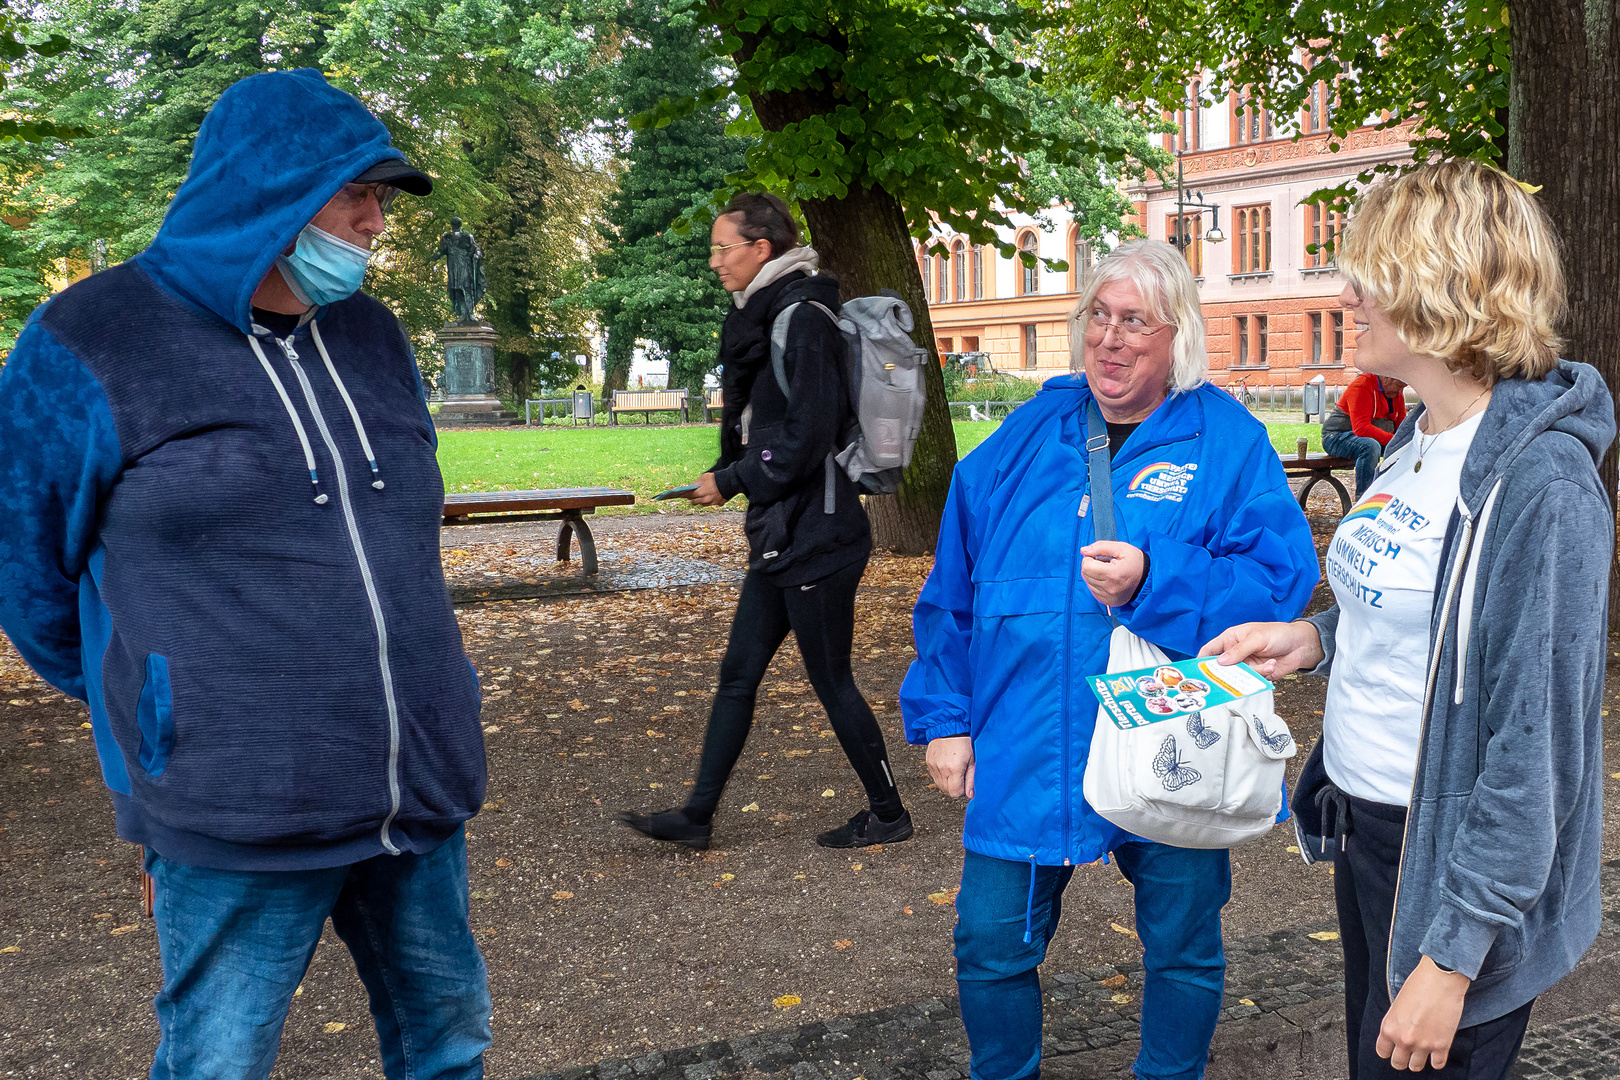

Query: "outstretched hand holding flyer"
left=1088, top=657, right=1273, bottom=731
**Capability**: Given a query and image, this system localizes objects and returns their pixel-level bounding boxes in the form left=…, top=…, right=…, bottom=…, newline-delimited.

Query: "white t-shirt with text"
left=1321, top=412, right=1484, bottom=806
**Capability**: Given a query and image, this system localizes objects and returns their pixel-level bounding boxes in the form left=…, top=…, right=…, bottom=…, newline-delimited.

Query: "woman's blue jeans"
left=144, top=827, right=491, bottom=1079
left=954, top=844, right=1232, bottom=1080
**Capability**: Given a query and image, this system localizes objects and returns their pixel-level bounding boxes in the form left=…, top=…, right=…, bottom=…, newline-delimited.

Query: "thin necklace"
left=1413, top=386, right=1490, bottom=473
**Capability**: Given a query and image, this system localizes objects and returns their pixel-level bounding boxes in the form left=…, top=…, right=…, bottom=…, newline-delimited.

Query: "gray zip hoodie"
left=1299, top=359, right=1614, bottom=1027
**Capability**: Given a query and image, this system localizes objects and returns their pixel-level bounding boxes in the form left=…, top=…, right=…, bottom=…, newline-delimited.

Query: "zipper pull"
left=279, top=336, right=299, bottom=360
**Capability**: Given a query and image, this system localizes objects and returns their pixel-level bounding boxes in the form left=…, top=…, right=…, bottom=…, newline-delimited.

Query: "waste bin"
left=572, top=387, right=595, bottom=426
left=1303, top=374, right=1327, bottom=423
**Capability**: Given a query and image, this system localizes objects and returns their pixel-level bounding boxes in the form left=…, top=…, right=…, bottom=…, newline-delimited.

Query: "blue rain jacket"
left=0, top=70, right=484, bottom=871
left=901, top=376, right=1318, bottom=866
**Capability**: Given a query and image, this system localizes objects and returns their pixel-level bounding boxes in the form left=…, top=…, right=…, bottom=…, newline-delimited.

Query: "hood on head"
left=135, top=69, right=410, bottom=334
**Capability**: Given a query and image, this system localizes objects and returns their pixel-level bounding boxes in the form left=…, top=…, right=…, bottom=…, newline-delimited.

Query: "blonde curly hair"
left=1337, top=160, right=1565, bottom=385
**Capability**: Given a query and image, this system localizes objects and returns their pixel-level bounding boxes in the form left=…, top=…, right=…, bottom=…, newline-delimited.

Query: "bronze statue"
left=431, top=217, right=486, bottom=323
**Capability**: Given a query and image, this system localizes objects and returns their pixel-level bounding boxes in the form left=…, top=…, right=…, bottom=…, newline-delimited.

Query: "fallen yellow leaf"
left=740, top=803, right=760, bottom=812
left=1111, top=993, right=1133, bottom=1004
left=1286, top=846, right=1301, bottom=854
left=595, top=718, right=613, bottom=724
left=773, top=994, right=802, bottom=1009
left=552, top=891, right=574, bottom=900
left=323, top=1022, right=347, bottom=1034
left=833, top=939, right=853, bottom=950
left=927, top=887, right=960, bottom=906
left=495, top=858, right=512, bottom=867
left=1240, top=998, right=1255, bottom=1007
left=903, top=906, right=914, bottom=915
left=1101, top=973, right=1127, bottom=988
left=0, top=945, right=19, bottom=953
left=850, top=863, right=863, bottom=872
left=1110, top=922, right=1139, bottom=939
left=80, top=722, right=91, bottom=729
left=649, top=782, right=663, bottom=789
left=7, top=699, right=26, bottom=706
left=821, top=789, right=836, bottom=797
left=1308, top=931, right=1340, bottom=941
left=109, top=924, right=139, bottom=936
left=720, top=873, right=735, bottom=881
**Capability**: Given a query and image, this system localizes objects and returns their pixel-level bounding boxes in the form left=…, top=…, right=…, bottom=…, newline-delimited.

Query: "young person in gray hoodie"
left=1205, top=161, right=1613, bottom=1080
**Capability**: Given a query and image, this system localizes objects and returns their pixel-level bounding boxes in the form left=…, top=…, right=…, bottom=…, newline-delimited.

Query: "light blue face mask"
left=275, top=224, right=373, bottom=307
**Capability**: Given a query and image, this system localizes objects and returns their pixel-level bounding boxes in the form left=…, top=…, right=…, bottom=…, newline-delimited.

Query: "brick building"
left=918, top=86, right=1416, bottom=395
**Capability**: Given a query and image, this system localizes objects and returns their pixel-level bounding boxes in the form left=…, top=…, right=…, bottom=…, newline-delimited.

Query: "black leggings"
left=684, top=560, right=903, bottom=824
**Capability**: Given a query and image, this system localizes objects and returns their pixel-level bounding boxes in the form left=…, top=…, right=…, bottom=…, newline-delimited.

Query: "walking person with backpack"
left=620, top=192, right=912, bottom=851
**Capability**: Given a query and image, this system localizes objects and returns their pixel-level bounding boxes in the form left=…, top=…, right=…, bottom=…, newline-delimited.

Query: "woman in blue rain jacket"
left=901, top=241, right=1318, bottom=1080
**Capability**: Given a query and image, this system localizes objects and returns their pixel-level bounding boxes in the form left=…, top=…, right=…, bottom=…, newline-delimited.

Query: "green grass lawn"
left=436, top=415, right=1320, bottom=502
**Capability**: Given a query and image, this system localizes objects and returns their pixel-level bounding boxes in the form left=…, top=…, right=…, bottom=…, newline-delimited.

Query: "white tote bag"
left=1081, top=625, right=1297, bottom=848
left=1076, top=399, right=1295, bottom=849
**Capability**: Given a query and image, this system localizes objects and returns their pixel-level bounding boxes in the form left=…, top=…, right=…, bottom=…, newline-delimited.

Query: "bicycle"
left=1227, top=376, right=1257, bottom=408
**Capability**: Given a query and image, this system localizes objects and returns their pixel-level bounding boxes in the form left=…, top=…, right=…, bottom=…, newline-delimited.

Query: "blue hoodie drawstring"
left=310, top=319, right=385, bottom=490
left=1023, top=856, right=1038, bottom=944
left=247, top=333, right=329, bottom=505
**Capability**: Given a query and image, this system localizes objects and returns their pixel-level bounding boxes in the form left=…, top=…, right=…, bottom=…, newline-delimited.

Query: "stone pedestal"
left=434, top=322, right=518, bottom=427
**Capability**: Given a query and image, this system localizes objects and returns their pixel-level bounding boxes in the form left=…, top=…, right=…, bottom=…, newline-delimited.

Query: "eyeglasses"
left=710, top=239, right=762, bottom=257
left=1084, top=309, right=1170, bottom=344
left=337, top=182, right=401, bottom=215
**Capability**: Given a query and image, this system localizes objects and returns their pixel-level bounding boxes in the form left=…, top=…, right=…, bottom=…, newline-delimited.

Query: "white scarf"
left=732, top=246, right=821, bottom=308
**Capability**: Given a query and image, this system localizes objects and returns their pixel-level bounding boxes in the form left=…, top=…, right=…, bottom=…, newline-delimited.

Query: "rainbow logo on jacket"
left=1342, top=493, right=1392, bottom=524
left=1126, top=461, right=1198, bottom=503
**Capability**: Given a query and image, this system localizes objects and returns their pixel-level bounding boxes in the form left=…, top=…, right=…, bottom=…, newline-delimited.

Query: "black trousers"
left=1333, top=792, right=1534, bottom=1080
left=685, top=560, right=903, bottom=824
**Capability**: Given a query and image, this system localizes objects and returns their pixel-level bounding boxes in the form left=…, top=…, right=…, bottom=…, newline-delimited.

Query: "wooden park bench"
left=609, top=388, right=689, bottom=425
left=1279, top=437, right=1355, bottom=515
left=442, top=487, right=635, bottom=575
left=703, top=387, right=724, bottom=422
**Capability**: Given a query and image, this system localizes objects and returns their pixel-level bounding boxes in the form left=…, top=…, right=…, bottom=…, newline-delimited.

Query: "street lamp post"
left=1167, top=151, right=1226, bottom=251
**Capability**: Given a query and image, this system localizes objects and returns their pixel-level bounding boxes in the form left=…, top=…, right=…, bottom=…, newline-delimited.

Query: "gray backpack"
left=769, top=290, right=927, bottom=498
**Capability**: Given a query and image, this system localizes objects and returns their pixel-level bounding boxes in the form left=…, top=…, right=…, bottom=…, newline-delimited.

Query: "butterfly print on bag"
left=1252, top=716, right=1292, bottom=754
left=1185, top=711, right=1220, bottom=750
left=1152, top=733, right=1202, bottom=792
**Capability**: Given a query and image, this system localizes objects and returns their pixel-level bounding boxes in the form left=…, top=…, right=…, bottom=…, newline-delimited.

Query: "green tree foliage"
left=584, top=3, right=749, bottom=399
left=0, top=0, right=82, bottom=144
left=1043, top=0, right=1511, bottom=206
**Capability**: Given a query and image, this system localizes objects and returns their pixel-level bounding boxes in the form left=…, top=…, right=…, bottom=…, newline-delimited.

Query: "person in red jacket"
left=1323, top=372, right=1408, bottom=496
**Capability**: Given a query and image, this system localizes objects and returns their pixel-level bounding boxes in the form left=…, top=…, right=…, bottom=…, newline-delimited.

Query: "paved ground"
left=3, top=496, right=1619, bottom=1078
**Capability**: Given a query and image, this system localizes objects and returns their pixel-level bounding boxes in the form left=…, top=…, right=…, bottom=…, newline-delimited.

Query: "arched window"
left=971, top=246, right=985, bottom=299
left=1068, top=226, right=1093, bottom=292
left=953, top=241, right=968, bottom=302
left=1018, top=231, right=1040, bottom=295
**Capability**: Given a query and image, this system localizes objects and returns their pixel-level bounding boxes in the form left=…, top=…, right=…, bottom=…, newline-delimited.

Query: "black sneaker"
left=618, top=808, right=712, bottom=851
left=815, top=808, right=914, bottom=849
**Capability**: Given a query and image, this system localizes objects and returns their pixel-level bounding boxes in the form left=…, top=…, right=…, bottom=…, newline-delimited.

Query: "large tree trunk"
left=798, top=186, right=958, bottom=554
left=1509, top=0, right=1620, bottom=614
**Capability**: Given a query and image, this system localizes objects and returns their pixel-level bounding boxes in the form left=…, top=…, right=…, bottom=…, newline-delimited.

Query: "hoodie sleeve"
left=1117, top=427, right=1319, bottom=655
left=1418, top=478, right=1611, bottom=980
left=900, top=463, right=980, bottom=744
left=0, top=319, right=125, bottom=700
left=712, top=305, right=842, bottom=504
left=1339, top=377, right=1395, bottom=446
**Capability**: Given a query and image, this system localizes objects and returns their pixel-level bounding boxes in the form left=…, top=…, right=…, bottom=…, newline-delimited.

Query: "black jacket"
left=711, top=270, right=871, bottom=585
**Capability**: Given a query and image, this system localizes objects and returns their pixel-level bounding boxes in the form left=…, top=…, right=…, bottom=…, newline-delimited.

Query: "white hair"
left=1068, top=240, right=1208, bottom=392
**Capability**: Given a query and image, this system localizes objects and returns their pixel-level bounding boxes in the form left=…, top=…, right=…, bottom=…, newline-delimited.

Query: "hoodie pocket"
left=136, top=654, right=175, bottom=777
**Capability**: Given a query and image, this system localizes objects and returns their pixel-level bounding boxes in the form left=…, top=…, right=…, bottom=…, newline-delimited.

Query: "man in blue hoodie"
left=0, top=71, right=490, bottom=1078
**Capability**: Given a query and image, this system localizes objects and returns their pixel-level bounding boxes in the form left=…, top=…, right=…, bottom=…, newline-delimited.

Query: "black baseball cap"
left=353, top=156, right=433, bottom=196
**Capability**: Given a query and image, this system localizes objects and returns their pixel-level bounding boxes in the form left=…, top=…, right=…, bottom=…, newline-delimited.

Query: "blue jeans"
left=145, top=827, right=491, bottom=1080
left=954, top=844, right=1232, bottom=1080
left=1322, top=430, right=1383, bottom=499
